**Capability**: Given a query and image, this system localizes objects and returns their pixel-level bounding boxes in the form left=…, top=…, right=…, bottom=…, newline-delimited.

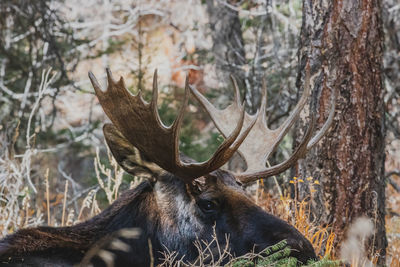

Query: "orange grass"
left=386, top=178, right=400, bottom=267
left=256, top=175, right=400, bottom=266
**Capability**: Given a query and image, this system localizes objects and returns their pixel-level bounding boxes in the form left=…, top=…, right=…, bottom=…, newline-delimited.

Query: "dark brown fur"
left=0, top=171, right=316, bottom=266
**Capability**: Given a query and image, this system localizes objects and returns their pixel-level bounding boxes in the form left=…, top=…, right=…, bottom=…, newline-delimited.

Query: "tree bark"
left=294, top=0, right=387, bottom=263
left=205, top=0, right=265, bottom=114
left=206, top=0, right=246, bottom=87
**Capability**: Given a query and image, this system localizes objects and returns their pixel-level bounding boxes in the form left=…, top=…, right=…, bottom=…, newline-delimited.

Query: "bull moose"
left=0, top=68, right=335, bottom=266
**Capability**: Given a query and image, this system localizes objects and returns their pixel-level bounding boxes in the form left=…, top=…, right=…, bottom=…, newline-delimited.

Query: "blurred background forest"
left=1, top=0, right=400, bottom=266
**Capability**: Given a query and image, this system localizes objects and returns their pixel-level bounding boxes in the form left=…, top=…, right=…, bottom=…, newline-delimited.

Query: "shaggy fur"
left=0, top=171, right=316, bottom=266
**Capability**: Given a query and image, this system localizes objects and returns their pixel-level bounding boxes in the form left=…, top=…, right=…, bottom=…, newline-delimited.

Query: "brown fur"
left=0, top=171, right=317, bottom=266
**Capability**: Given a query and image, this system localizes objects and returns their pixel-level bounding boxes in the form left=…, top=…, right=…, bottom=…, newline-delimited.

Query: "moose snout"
left=246, top=210, right=317, bottom=264
left=264, top=220, right=317, bottom=263
left=282, top=235, right=317, bottom=264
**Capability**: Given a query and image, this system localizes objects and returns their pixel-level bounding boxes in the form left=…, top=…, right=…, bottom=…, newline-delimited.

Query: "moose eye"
left=198, top=199, right=218, bottom=214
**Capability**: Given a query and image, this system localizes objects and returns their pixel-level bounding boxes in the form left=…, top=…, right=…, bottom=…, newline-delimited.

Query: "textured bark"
left=294, top=0, right=387, bottom=262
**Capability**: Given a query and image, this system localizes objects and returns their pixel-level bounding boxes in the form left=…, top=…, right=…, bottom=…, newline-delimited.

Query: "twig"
left=386, top=170, right=400, bottom=192
left=24, top=68, right=57, bottom=193
left=266, top=160, right=283, bottom=198
left=67, top=185, right=99, bottom=207
left=62, top=180, right=69, bottom=226
left=148, top=239, right=154, bottom=267
left=45, top=168, right=50, bottom=225
left=58, top=162, right=82, bottom=210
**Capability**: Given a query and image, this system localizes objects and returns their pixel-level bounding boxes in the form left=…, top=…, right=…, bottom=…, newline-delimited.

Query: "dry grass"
left=0, top=133, right=126, bottom=233
left=0, top=129, right=44, bottom=235
left=159, top=228, right=316, bottom=267
left=0, top=69, right=56, bottom=235
left=256, top=175, right=400, bottom=267
left=256, top=177, right=335, bottom=259
left=386, top=174, right=400, bottom=267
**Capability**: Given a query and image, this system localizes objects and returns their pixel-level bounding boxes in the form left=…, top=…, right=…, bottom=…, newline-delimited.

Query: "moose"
left=0, top=68, right=334, bottom=266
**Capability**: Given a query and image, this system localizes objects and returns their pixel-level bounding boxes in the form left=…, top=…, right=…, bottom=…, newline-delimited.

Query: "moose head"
left=0, top=68, right=334, bottom=266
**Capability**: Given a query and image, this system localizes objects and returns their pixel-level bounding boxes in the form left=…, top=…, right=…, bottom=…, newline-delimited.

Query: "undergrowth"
left=159, top=232, right=340, bottom=267
left=230, top=240, right=340, bottom=267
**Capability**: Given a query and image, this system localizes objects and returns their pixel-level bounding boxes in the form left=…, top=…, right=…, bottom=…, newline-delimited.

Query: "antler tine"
left=190, top=65, right=335, bottom=183
left=236, top=69, right=336, bottom=182
left=189, top=80, right=250, bottom=144
left=150, top=69, right=159, bottom=112
left=229, top=108, right=259, bottom=151
left=172, top=76, right=190, bottom=164
left=150, top=69, right=165, bottom=130
left=268, top=67, right=312, bottom=154
left=229, top=75, right=242, bottom=107
left=207, top=103, right=252, bottom=162
left=89, top=71, right=104, bottom=95
left=91, top=69, right=257, bottom=182
left=106, top=68, right=116, bottom=88
left=260, top=77, right=268, bottom=125
left=236, top=113, right=316, bottom=183
left=307, top=85, right=337, bottom=149
left=185, top=83, right=258, bottom=170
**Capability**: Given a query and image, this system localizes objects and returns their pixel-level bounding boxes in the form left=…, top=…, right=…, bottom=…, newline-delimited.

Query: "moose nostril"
left=285, top=238, right=317, bottom=263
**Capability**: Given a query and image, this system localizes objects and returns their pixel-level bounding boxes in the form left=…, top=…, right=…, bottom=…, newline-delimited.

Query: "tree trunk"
left=205, top=0, right=266, bottom=114
left=294, top=0, right=387, bottom=263
left=206, top=0, right=246, bottom=88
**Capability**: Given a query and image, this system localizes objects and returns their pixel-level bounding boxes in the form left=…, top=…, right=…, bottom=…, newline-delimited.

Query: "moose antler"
left=190, top=68, right=336, bottom=183
left=89, top=69, right=257, bottom=182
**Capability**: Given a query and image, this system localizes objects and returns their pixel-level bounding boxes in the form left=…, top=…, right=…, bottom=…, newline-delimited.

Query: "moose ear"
left=103, top=123, right=163, bottom=177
